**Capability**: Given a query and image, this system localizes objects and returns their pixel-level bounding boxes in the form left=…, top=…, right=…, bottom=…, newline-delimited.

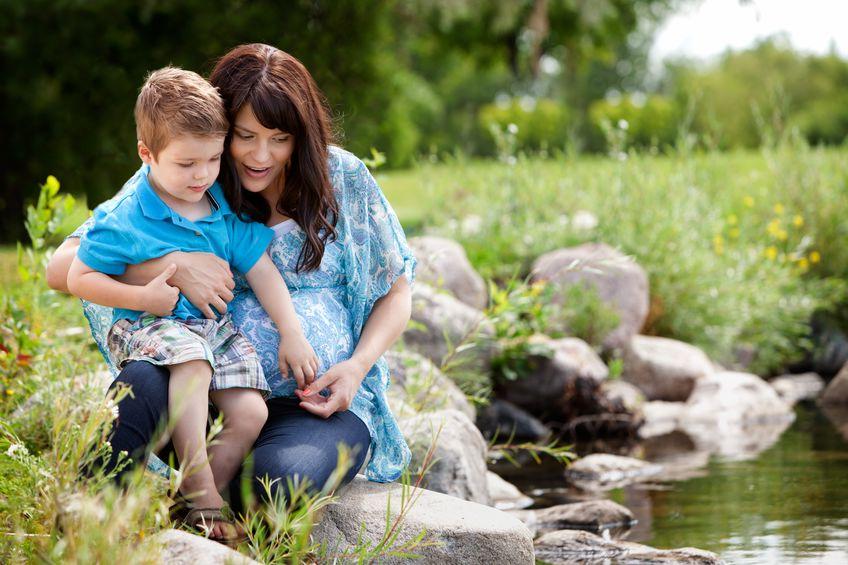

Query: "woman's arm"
left=46, top=239, right=234, bottom=319
left=297, top=275, right=411, bottom=417
left=46, top=238, right=81, bottom=293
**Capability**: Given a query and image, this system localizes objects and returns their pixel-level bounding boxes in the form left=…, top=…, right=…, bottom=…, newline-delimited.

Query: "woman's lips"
left=243, top=164, right=272, bottom=179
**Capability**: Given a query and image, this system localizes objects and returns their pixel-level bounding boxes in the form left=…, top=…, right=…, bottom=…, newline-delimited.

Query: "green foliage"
left=550, top=284, right=621, bottom=350
left=478, top=98, right=570, bottom=154
left=589, top=94, right=679, bottom=151
left=412, top=140, right=848, bottom=374
left=665, top=38, right=848, bottom=150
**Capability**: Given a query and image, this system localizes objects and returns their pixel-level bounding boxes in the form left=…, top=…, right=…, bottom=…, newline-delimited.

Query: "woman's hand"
left=166, top=252, right=235, bottom=319
left=295, top=358, right=369, bottom=418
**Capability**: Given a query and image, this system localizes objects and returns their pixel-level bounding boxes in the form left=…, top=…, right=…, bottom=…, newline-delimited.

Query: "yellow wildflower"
left=774, top=203, right=785, bottom=215
left=5, top=389, right=13, bottom=396
left=810, top=251, right=821, bottom=264
left=767, top=219, right=782, bottom=237
left=727, top=214, right=738, bottom=226
left=776, top=229, right=788, bottom=241
left=713, top=235, right=724, bottom=255
left=765, top=246, right=778, bottom=261
left=729, top=227, right=741, bottom=239
left=798, top=258, right=810, bottom=271
left=792, top=215, right=804, bottom=228
left=743, top=196, right=755, bottom=207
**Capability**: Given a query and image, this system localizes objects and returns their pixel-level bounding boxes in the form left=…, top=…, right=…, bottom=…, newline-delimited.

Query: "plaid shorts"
left=107, top=314, right=270, bottom=397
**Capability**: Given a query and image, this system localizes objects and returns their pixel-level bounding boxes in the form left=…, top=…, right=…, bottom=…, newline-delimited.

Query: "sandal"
left=184, top=506, right=247, bottom=548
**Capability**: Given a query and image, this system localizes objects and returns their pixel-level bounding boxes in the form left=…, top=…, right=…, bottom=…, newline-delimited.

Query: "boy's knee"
left=230, top=396, right=268, bottom=436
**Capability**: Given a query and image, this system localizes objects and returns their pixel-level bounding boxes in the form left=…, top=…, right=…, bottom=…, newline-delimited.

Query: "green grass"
left=384, top=141, right=848, bottom=372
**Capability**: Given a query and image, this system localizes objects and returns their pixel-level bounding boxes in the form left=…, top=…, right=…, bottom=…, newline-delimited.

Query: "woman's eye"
left=274, top=137, right=289, bottom=143
left=238, top=133, right=253, bottom=140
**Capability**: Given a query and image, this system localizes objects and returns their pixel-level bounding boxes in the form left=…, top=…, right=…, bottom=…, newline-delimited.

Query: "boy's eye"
left=178, top=163, right=193, bottom=168
left=211, top=155, right=221, bottom=161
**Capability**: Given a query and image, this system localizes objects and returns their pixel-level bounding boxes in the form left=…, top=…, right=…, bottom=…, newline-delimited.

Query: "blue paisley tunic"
left=74, top=146, right=416, bottom=483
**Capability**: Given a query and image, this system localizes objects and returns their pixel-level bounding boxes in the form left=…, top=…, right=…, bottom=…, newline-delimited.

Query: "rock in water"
left=408, top=236, right=488, bottom=310
left=534, top=530, right=724, bottom=564
left=475, top=399, right=552, bottom=442
left=486, top=471, right=533, bottom=511
left=314, top=476, right=535, bottom=564
left=769, top=372, right=825, bottom=407
left=622, top=335, right=714, bottom=401
left=821, top=362, right=848, bottom=405
left=531, top=243, right=649, bottom=352
left=565, top=453, right=662, bottom=491
left=514, top=500, right=636, bottom=536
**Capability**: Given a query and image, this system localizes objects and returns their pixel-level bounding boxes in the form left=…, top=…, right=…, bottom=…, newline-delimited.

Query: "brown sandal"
left=182, top=507, right=246, bottom=548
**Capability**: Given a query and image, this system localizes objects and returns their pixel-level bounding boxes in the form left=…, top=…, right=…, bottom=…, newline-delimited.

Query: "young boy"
left=67, top=67, right=317, bottom=541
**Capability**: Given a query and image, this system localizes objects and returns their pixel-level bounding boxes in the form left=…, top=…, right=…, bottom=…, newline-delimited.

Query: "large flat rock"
left=313, top=476, right=534, bottom=564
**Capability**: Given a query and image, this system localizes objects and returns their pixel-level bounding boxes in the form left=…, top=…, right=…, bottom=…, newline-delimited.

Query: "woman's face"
left=229, top=104, right=295, bottom=194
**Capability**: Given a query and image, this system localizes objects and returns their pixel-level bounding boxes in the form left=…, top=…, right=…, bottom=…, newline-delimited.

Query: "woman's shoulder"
left=327, top=145, right=369, bottom=179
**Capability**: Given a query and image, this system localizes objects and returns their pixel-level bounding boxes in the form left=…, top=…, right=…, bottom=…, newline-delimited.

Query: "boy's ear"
left=138, top=141, right=154, bottom=164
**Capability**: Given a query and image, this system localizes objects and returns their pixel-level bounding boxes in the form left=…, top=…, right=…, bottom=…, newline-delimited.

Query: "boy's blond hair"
left=134, top=66, right=228, bottom=157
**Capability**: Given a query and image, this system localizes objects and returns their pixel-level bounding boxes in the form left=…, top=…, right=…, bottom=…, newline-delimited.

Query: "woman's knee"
left=112, top=360, right=170, bottom=404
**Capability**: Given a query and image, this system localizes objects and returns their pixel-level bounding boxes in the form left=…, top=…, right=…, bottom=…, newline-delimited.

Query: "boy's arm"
left=67, top=255, right=179, bottom=317
left=47, top=239, right=234, bottom=318
left=244, top=253, right=318, bottom=388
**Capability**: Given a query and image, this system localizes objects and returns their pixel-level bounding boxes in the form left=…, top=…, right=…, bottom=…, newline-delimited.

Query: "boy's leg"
left=168, top=359, right=223, bottom=510
left=208, top=389, right=269, bottom=492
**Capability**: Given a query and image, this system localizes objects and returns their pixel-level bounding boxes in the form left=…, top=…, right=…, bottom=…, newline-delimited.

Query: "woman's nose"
left=252, top=141, right=271, bottom=163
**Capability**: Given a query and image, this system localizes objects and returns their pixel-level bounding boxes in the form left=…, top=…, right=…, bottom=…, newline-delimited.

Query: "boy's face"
left=139, top=135, right=225, bottom=205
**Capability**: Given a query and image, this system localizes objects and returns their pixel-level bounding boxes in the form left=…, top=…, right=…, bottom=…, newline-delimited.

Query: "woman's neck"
left=262, top=174, right=291, bottom=226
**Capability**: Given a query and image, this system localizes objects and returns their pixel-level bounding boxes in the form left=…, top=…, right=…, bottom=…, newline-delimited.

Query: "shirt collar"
left=135, top=165, right=233, bottom=221
left=136, top=165, right=171, bottom=220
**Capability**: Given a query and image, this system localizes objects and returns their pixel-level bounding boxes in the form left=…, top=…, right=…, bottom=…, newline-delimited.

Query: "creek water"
left=494, top=404, right=848, bottom=564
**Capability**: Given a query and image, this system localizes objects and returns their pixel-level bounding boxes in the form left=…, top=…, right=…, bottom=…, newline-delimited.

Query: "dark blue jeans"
left=104, top=361, right=370, bottom=508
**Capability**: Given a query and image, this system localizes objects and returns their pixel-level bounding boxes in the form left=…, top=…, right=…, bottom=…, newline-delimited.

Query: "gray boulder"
left=769, top=372, right=825, bottom=407
left=564, top=454, right=662, bottom=491
left=639, top=401, right=687, bottom=439
left=496, top=335, right=608, bottom=420
left=385, top=349, right=474, bottom=420
left=313, top=476, right=534, bottom=564
left=534, top=530, right=723, bottom=565
left=153, top=529, right=258, bottom=564
left=405, top=283, right=495, bottom=373
left=821, top=362, right=848, bottom=405
left=622, top=335, right=714, bottom=401
left=679, top=371, right=795, bottom=459
left=530, top=243, right=649, bottom=352
left=514, top=500, right=635, bottom=537
left=486, top=471, right=533, bottom=511
left=475, top=399, right=551, bottom=442
left=409, top=236, right=488, bottom=310
left=400, top=409, right=490, bottom=505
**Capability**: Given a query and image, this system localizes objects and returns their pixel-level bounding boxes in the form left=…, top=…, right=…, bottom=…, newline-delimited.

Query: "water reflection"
left=498, top=404, right=848, bottom=563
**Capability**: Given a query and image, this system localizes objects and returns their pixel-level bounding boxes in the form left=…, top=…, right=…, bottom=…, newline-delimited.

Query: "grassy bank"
left=380, top=141, right=848, bottom=373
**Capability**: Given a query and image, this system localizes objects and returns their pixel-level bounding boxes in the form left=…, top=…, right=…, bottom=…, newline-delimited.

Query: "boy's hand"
left=140, top=263, right=180, bottom=317
left=278, top=332, right=320, bottom=390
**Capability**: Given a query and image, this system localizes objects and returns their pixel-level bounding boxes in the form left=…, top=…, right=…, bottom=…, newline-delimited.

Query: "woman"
left=46, top=43, right=415, bottom=500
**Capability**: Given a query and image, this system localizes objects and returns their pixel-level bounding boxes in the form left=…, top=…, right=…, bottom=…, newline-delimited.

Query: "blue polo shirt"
left=78, top=165, right=274, bottom=324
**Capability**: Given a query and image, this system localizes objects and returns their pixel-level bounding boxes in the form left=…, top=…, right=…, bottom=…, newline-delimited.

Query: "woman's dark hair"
left=210, top=43, right=338, bottom=272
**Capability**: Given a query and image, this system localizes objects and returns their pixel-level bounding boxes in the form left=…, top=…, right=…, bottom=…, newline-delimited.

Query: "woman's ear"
left=138, top=141, right=154, bottom=164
